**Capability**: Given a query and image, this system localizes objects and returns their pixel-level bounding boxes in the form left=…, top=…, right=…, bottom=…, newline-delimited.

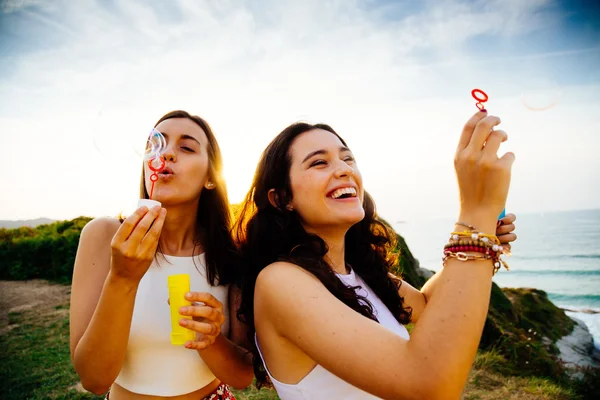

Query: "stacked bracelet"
left=442, top=222, right=510, bottom=275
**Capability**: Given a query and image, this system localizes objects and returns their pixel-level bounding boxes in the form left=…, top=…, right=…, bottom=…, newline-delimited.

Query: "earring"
left=286, top=204, right=293, bottom=211
left=205, top=182, right=215, bottom=189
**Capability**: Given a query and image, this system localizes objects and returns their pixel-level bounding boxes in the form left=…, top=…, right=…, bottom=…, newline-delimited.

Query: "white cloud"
left=1, top=0, right=598, bottom=221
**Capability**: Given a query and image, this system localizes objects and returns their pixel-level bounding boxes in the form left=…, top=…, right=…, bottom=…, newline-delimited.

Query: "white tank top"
left=115, top=253, right=229, bottom=396
left=256, top=268, right=410, bottom=400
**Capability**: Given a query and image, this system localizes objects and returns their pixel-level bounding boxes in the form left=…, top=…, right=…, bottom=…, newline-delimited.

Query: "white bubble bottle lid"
left=137, top=199, right=162, bottom=209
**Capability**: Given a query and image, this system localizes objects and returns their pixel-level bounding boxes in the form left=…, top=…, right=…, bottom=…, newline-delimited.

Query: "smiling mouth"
left=328, top=187, right=358, bottom=199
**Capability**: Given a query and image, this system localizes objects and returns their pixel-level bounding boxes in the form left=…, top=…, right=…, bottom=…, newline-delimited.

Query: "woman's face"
left=144, top=117, right=211, bottom=206
left=286, top=128, right=365, bottom=232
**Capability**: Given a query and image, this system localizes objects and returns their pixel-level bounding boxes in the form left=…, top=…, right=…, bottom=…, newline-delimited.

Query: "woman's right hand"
left=454, top=111, right=515, bottom=233
left=109, top=205, right=167, bottom=283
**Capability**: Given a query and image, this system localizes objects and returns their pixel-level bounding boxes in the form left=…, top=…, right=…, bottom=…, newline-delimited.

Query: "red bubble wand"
left=471, top=88, right=488, bottom=111
left=148, top=156, right=165, bottom=199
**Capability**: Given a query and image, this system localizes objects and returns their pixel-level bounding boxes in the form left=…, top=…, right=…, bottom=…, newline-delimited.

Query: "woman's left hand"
left=496, top=213, right=517, bottom=252
left=178, top=292, right=226, bottom=350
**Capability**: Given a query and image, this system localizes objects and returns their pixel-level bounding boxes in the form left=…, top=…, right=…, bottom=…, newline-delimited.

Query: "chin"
left=337, top=210, right=365, bottom=227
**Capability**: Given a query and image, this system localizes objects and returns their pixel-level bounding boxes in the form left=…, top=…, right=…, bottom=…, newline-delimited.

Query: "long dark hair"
left=140, top=110, right=239, bottom=286
left=234, top=122, right=412, bottom=387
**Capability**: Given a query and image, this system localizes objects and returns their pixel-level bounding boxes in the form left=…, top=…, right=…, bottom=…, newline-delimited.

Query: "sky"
left=1, top=0, right=599, bottom=223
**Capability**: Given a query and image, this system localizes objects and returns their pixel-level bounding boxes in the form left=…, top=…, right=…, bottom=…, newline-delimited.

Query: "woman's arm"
left=70, top=207, right=166, bottom=395
left=400, top=213, right=517, bottom=324
left=257, top=253, right=494, bottom=400
left=184, top=286, right=254, bottom=389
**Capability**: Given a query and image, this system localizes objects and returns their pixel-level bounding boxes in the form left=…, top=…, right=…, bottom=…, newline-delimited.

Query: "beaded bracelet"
left=443, top=222, right=510, bottom=274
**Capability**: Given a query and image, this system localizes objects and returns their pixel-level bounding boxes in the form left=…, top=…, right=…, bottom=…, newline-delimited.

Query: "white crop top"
left=114, top=253, right=229, bottom=396
left=256, top=268, right=410, bottom=400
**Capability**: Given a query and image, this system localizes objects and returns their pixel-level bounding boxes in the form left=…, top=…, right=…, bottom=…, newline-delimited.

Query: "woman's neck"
left=158, top=201, right=201, bottom=256
left=306, top=226, right=348, bottom=275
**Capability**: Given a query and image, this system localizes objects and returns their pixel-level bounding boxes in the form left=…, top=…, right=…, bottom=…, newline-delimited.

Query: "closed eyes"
left=309, top=156, right=355, bottom=168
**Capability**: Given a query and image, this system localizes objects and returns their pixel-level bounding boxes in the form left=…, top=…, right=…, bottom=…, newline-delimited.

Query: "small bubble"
left=520, top=79, right=562, bottom=111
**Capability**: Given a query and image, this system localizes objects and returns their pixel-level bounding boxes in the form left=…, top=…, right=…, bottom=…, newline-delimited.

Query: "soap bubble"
left=144, top=128, right=167, bottom=161
left=520, top=81, right=562, bottom=111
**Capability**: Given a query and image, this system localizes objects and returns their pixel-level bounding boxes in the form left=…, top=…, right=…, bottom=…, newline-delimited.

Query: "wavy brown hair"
left=139, top=110, right=239, bottom=286
left=233, top=122, right=412, bottom=387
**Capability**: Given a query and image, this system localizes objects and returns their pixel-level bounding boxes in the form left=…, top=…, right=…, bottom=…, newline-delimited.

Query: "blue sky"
left=1, top=0, right=599, bottom=221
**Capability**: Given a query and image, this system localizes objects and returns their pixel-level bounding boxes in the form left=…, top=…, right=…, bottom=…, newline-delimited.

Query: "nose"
left=334, top=160, right=354, bottom=178
left=161, top=143, right=176, bottom=162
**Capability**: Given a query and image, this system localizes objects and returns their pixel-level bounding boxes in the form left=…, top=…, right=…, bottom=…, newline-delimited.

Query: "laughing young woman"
left=70, top=111, right=253, bottom=399
left=234, top=110, right=517, bottom=399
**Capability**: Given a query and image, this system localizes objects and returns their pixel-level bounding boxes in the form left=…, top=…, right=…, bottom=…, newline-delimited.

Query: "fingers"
left=141, top=208, right=167, bottom=252
left=127, top=206, right=163, bottom=244
left=184, top=336, right=216, bottom=350
left=482, top=130, right=507, bottom=157
left=179, top=318, right=220, bottom=336
left=499, top=213, right=516, bottom=226
left=179, top=304, right=224, bottom=324
left=179, top=317, right=221, bottom=350
left=468, top=115, right=502, bottom=152
left=498, top=233, right=517, bottom=244
left=496, top=223, right=515, bottom=235
left=184, top=292, right=223, bottom=312
left=457, top=110, right=488, bottom=152
left=499, top=151, right=516, bottom=169
left=112, top=206, right=150, bottom=245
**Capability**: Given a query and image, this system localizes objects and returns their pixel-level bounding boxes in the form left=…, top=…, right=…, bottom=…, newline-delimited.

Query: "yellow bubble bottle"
left=168, top=274, right=196, bottom=345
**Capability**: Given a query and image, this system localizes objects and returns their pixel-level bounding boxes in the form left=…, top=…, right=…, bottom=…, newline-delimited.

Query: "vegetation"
left=0, top=217, right=91, bottom=283
left=0, top=216, right=598, bottom=398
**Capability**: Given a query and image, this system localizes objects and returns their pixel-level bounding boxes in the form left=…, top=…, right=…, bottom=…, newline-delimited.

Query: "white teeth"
left=329, top=187, right=357, bottom=199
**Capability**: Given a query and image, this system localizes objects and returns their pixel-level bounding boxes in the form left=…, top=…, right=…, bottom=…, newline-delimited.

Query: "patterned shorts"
left=105, top=384, right=236, bottom=399
left=203, top=383, right=236, bottom=400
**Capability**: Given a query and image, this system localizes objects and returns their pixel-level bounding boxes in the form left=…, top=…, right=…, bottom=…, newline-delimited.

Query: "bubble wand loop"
left=148, top=156, right=166, bottom=199
left=471, top=88, right=488, bottom=111
left=470, top=88, right=506, bottom=220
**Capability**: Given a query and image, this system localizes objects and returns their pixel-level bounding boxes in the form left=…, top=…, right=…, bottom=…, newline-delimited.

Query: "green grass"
left=0, top=296, right=279, bottom=399
left=1, top=281, right=598, bottom=400
left=0, top=303, right=104, bottom=400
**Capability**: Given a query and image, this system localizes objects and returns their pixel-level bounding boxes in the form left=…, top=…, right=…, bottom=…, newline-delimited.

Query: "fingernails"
left=185, top=292, right=192, bottom=299
left=480, top=109, right=487, bottom=112
left=179, top=307, right=188, bottom=314
left=180, top=318, right=188, bottom=326
left=497, top=220, right=502, bottom=227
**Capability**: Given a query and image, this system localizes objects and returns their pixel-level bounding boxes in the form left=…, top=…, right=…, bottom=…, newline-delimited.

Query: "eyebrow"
left=160, top=132, right=201, bottom=146
left=302, top=146, right=351, bottom=164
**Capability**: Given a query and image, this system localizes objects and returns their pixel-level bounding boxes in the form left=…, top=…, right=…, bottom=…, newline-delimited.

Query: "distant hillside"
left=0, top=218, right=55, bottom=229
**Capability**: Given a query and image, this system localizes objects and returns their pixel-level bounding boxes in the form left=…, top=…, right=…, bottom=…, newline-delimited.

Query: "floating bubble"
left=144, top=128, right=167, bottom=161
left=520, top=81, right=562, bottom=111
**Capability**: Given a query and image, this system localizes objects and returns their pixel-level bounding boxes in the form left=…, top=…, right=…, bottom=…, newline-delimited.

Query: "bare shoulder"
left=256, top=261, right=318, bottom=290
left=255, top=261, right=329, bottom=317
left=80, top=217, right=121, bottom=241
left=73, top=217, right=120, bottom=273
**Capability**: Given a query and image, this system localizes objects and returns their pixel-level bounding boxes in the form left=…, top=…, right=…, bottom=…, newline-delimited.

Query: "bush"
left=0, top=217, right=92, bottom=283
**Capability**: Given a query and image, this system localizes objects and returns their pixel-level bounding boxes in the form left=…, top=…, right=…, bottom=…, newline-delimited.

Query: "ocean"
left=393, top=208, right=600, bottom=348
